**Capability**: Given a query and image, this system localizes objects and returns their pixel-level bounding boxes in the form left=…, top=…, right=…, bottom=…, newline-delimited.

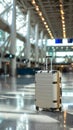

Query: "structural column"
left=40, top=31, right=44, bottom=64
left=44, top=35, right=47, bottom=58
left=35, top=24, right=39, bottom=67
left=25, top=10, right=31, bottom=67
left=44, top=35, right=47, bottom=69
left=10, top=0, right=16, bottom=76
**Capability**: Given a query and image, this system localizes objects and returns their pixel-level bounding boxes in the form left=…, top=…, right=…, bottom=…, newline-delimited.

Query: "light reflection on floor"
left=0, top=73, right=73, bottom=129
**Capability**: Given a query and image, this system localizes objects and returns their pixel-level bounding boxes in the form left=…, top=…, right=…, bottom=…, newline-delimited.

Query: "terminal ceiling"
left=0, top=0, right=73, bottom=58
left=17, top=0, right=73, bottom=39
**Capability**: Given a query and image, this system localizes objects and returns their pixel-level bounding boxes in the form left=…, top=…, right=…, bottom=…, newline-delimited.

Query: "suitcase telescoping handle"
left=45, top=56, right=52, bottom=71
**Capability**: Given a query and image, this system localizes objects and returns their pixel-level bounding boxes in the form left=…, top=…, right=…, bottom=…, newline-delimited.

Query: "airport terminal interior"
left=0, top=0, right=73, bottom=129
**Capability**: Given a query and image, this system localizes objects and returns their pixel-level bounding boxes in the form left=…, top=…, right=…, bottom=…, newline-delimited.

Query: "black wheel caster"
left=36, top=106, right=39, bottom=111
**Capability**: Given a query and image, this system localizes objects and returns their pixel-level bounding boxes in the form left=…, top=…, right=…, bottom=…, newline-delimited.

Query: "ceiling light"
left=44, top=21, right=47, bottom=25
left=62, top=24, right=65, bottom=27
left=59, top=0, right=66, bottom=38
left=63, top=33, right=66, bottom=38
left=62, top=20, right=65, bottom=24
left=32, top=0, right=35, bottom=5
left=63, top=29, right=65, bottom=32
left=47, top=28, right=50, bottom=31
left=49, top=30, right=51, bottom=33
left=60, top=10, right=64, bottom=15
left=41, top=17, right=45, bottom=21
left=60, top=4, right=62, bottom=7
left=39, top=11, right=42, bottom=16
left=31, top=0, right=54, bottom=39
left=45, top=25, right=48, bottom=28
left=63, top=27, right=65, bottom=30
left=36, top=6, right=39, bottom=11
left=61, top=16, right=64, bottom=20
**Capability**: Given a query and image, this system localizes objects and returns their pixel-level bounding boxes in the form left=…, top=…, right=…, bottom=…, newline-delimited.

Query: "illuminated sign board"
left=47, top=38, right=73, bottom=46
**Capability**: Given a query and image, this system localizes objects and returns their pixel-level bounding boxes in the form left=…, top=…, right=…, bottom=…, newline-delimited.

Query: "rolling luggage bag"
left=35, top=70, right=62, bottom=111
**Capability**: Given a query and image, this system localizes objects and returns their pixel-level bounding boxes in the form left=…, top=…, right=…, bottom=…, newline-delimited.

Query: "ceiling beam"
left=0, top=18, right=26, bottom=42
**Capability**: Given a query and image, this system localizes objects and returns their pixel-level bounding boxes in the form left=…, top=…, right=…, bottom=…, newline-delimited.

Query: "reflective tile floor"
left=0, top=73, right=73, bottom=129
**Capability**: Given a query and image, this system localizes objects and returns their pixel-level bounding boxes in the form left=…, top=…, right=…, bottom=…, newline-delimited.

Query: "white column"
left=25, top=10, right=31, bottom=67
left=40, top=31, right=44, bottom=64
left=44, top=35, right=47, bottom=70
left=35, top=24, right=39, bottom=67
left=10, top=0, right=16, bottom=76
left=44, top=35, right=47, bottom=58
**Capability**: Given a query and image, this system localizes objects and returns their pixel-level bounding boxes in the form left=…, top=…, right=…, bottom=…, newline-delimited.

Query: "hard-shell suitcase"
left=35, top=70, right=62, bottom=111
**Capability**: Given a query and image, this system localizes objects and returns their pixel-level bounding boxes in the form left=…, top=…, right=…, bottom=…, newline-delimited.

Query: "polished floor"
left=0, top=72, right=73, bottom=129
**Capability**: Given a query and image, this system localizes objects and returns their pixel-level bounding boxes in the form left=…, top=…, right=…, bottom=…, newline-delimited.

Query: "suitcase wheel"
left=36, top=106, right=39, bottom=111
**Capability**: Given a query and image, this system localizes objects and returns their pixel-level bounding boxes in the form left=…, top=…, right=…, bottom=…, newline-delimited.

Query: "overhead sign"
left=47, top=39, right=73, bottom=46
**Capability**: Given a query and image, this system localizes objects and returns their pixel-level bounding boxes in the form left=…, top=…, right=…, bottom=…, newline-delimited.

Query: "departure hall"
left=0, top=0, right=73, bottom=130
